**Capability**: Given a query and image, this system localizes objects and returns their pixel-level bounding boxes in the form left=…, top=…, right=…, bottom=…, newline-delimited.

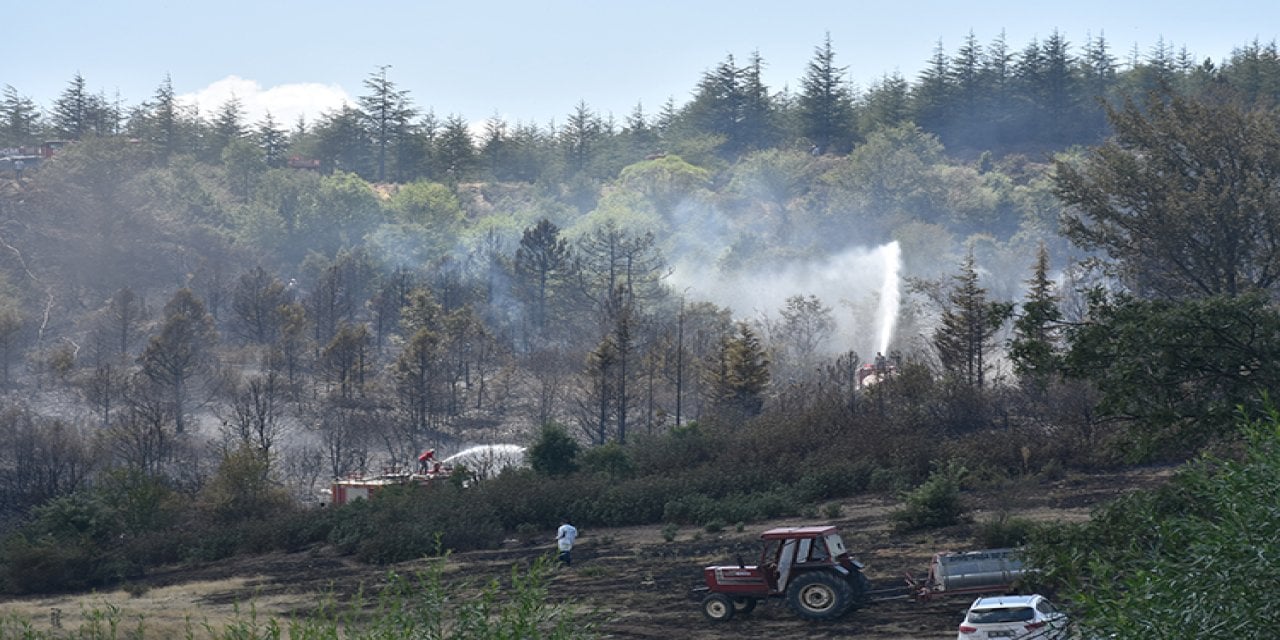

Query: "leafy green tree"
left=798, top=34, right=857, bottom=154
left=527, top=422, right=580, bottom=476
left=1064, top=292, right=1280, bottom=458
left=932, top=249, right=1013, bottom=388
left=138, top=289, right=218, bottom=434
left=1028, top=410, right=1280, bottom=637
left=378, top=180, right=464, bottom=259
left=1057, top=88, right=1280, bottom=299
left=615, top=154, right=711, bottom=220
left=198, top=443, right=292, bottom=523
left=322, top=321, right=371, bottom=400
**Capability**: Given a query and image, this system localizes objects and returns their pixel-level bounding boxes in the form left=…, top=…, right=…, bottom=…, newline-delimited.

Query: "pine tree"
left=514, top=219, right=574, bottom=348
left=138, top=289, right=218, bottom=433
left=707, top=322, right=770, bottom=418
left=933, top=250, right=1013, bottom=388
left=358, top=65, right=417, bottom=182
left=256, top=111, right=289, bottom=168
left=0, top=85, right=41, bottom=146
left=1008, top=244, right=1063, bottom=385
left=51, top=73, right=92, bottom=140
left=912, top=40, right=953, bottom=135
left=798, top=34, right=857, bottom=154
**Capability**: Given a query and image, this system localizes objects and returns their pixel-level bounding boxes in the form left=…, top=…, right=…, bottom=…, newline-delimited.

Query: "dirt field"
left=0, top=467, right=1172, bottom=639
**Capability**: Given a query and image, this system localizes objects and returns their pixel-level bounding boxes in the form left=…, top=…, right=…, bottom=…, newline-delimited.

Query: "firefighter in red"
left=417, top=448, right=435, bottom=474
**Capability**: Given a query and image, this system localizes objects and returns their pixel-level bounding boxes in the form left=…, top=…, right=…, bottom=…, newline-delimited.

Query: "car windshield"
left=969, top=606, right=1035, bottom=624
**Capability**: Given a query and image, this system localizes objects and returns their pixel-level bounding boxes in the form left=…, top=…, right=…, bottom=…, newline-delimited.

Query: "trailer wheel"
left=702, top=593, right=735, bottom=622
left=732, top=596, right=757, bottom=615
left=787, top=571, right=854, bottom=621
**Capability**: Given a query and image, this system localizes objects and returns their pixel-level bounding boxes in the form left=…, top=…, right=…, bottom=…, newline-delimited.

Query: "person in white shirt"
left=556, top=518, right=578, bottom=566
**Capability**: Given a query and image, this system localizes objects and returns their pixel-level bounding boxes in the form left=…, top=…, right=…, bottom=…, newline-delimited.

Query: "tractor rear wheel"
left=732, top=596, right=757, bottom=615
left=702, top=593, right=735, bottom=622
left=786, top=571, right=854, bottom=621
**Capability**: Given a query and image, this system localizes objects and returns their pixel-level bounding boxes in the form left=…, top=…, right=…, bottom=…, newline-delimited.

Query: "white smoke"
left=671, top=240, right=902, bottom=361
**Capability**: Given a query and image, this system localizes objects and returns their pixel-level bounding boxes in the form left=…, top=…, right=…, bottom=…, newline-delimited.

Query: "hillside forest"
left=3, top=32, right=1280, bottom=636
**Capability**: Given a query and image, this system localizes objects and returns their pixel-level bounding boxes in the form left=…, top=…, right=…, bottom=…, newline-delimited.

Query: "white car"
left=956, top=594, right=1068, bottom=639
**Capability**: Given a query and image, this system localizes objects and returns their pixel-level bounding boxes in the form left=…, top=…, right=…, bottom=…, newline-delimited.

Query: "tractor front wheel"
left=786, top=571, right=854, bottom=621
left=702, top=593, right=735, bottom=622
left=732, top=596, right=757, bottom=615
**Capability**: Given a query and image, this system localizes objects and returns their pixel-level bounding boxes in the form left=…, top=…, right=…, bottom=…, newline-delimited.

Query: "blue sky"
left=8, top=1, right=1278, bottom=129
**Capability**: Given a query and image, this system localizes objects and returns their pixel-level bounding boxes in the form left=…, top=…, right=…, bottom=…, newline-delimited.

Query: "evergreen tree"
left=141, top=75, right=186, bottom=159
left=561, top=101, right=604, bottom=176
left=706, top=322, right=770, bottom=418
left=1057, top=88, right=1280, bottom=298
left=313, top=105, right=373, bottom=176
left=857, top=73, right=910, bottom=134
left=205, top=95, right=246, bottom=163
left=1008, top=244, right=1063, bottom=385
left=256, top=111, right=289, bottom=168
left=138, top=289, right=218, bottom=434
left=933, top=250, right=1013, bottom=388
left=514, top=219, right=575, bottom=348
left=435, top=114, right=476, bottom=182
left=740, top=50, right=781, bottom=151
left=50, top=73, right=93, bottom=140
left=798, top=34, right=857, bottom=154
left=358, top=65, right=417, bottom=182
left=0, top=85, right=41, bottom=146
left=912, top=40, right=953, bottom=136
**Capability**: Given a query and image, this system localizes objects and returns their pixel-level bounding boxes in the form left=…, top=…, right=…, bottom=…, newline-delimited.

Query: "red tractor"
left=697, top=525, right=872, bottom=622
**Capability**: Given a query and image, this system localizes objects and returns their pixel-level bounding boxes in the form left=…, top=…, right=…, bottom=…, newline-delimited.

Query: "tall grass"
left=0, top=556, right=596, bottom=640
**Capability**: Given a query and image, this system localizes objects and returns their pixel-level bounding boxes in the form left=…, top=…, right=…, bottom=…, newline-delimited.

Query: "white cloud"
left=177, top=75, right=352, bottom=128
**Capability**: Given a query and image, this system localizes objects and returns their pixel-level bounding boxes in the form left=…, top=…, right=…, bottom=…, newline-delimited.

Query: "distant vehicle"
left=956, top=594, right=1068, bottom=640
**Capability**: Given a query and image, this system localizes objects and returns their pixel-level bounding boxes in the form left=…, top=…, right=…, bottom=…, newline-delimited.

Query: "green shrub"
left=528, top=423, right=580, bottom=476
left=704, top=519, right=725, bottom=533
left=890, top=463, right=967, bottom=532
left=661, top=523, right=679, bottom=542
left=579, top=442, right=635, bottom=479
left=867, top=466, right=909, bottom=492
left=976, top=512, right=1037, bottom=548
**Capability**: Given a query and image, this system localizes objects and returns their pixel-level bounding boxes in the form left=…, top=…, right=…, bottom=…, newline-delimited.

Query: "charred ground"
left=0, top=466, right=1170, bottom=639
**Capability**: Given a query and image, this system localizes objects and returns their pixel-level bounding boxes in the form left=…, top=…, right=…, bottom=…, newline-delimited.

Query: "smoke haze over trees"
left=3, top=31, right=1280, bottom=635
